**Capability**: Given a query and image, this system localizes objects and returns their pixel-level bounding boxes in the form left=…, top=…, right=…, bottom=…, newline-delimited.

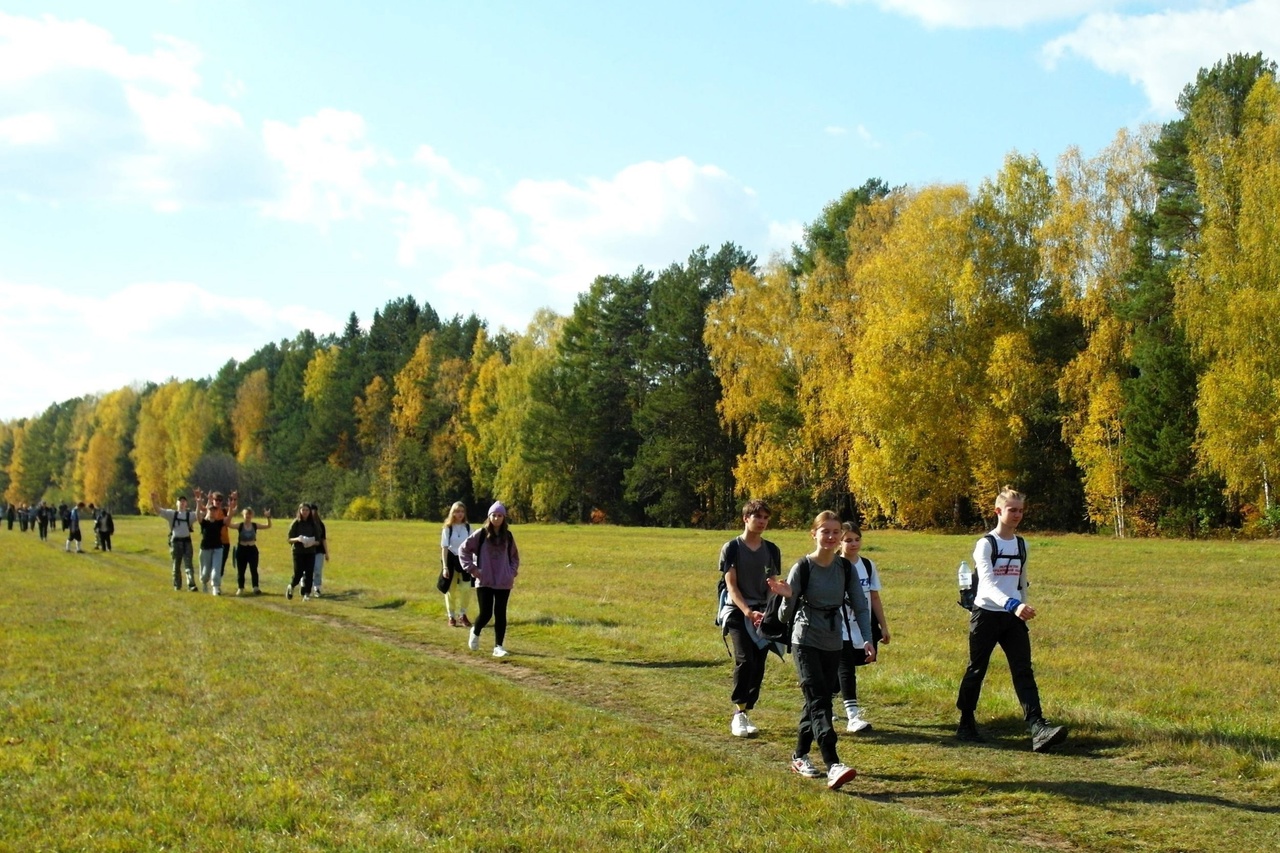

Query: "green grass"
left=2, top=521, right=1278, bottom=851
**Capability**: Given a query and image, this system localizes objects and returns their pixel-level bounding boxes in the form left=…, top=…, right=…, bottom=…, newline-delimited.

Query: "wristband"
left=1004, top=598, right=1022, bottom=613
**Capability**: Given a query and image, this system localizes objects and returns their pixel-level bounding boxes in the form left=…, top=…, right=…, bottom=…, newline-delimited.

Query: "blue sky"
left=2, top=1, right=1278, bottom=420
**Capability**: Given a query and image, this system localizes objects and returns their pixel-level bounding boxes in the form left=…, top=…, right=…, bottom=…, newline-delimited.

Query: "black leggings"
left=236, top=545, right=260, bottom=589
left=473, top=587, right=512, bottom=645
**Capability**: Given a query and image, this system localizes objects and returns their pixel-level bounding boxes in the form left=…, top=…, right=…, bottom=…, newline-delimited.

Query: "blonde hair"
left=443, top=501, right=467, bottom=527
left=995, top=485, right=1026, bottom=508
left=811, top=510, right=840, bottom=531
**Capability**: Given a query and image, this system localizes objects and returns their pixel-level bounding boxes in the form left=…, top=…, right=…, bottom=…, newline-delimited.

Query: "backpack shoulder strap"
left=766, top=540, right=781, bottom=572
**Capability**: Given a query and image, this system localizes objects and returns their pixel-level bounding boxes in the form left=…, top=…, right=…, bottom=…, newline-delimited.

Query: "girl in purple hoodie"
left=459, top=501, right=520, bottom=658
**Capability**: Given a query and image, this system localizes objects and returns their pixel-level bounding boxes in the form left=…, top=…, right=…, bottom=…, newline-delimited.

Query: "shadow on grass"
left=524, top=615, right=622, bottom=628
left=567, top=656, right=722, bottom=670
left=865, top=772, right=1280, bottom=814
left=368, top=597, right=408, bottom=610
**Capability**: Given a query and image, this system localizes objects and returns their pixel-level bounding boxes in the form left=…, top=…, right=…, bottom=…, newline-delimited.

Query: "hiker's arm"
left=150, top=492, right=162, bottom=514
left=870, top=589, right=890, bottom=644
left=725, top=566, right=763, bottom=629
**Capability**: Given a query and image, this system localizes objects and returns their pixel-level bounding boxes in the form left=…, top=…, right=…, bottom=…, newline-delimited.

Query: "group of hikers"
left=149, top=490, right=330, bottom=600
left=716, top=488, right=1067, bottom=792
left=43, top=482, right=1065, bottom=793
left=4, top=500, right=114, bottom=551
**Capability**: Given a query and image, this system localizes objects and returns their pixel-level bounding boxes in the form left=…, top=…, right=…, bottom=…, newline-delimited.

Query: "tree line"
left=3, top=54, right=1279, bottom=536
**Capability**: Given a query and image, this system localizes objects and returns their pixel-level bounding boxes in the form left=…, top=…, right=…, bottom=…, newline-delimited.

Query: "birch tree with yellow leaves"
left=1178, top=73, right=1280, bottom=509
left=1041, top=129, right=1156, bottom=534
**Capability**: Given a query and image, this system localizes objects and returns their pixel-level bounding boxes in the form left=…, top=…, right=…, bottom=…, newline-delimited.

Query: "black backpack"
left=959, top=534, right=1026, bottom=611
left=714, top=536, right=782, bottom=628
left=758, top=555, right=858, bottom=651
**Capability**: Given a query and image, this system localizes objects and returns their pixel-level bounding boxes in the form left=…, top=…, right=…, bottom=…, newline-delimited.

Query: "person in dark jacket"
left=286, top=503, right=322, bottom=601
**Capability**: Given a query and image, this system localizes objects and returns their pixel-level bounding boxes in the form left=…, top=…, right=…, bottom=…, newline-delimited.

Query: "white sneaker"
left=847, top=712, right=872, bottom=733
left=827, top=762, right=857, bottom=790
left=742, top=713, right=758, bottom=736
left=730, top=711, right=753, bottom=738
left=312, top=588, right=321, bottom=598
left=492, top=645, right=509, bottom=658
left=790, top=754, right=822, bottom=778
left=467, top=631, right=479, bottom=651
left=286, top=584, right=294, bottom=600
left=212, top=587, right=221, bottom=596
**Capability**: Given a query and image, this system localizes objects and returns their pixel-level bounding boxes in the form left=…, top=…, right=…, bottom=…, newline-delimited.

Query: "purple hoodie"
left=458, top=526, right=520, bottom=590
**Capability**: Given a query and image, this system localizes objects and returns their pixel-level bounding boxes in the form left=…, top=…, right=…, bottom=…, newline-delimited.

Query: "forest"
left=4, top=54, right=1279, bottom=536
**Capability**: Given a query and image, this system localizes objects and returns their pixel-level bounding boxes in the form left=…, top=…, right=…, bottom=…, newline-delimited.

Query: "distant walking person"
left=717, top=499, right=783, bottom=739
left=955, top=486, right=1067, bottom=753
left=5, top=502, right=15, bottom=530
left=35, top=502, right=50, bottom=541
left=194, top=489, right=233, bottom=595
left=286, top=503, right=322, bottom=601
left=310, top=504, right=329, bottom=597
left=439, top=501, right=473, bottom=628
left=230, top=507, right=271, bottom=595
left=152, top=492, right=198, bottom=591
left=64, top=502, right=85, bottom=553
left=96, top=507, right=115, bottom=551
left=459, top=502, right=520, bottom=658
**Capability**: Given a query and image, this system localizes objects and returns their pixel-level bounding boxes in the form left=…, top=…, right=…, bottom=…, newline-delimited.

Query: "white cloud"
left=0, top=13, right=273, bottom=210
left=0, top=277, right=340, bottom=421
left=856, top=123, right=882, bottom=148
left=1044, top=1, right=1280, bottom=115
left=826, top=125, right=849, bottom=135
left=817, top=0, right=1131, bottom=29
left=261, top=109, right=384, bottom=225
left=0, top=112, right=57, bottom=145
left=509, top=157, right=764, bottom=277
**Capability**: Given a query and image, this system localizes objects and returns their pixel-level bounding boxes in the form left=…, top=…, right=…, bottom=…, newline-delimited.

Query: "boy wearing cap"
left=459, top=501, right=520, bottom=658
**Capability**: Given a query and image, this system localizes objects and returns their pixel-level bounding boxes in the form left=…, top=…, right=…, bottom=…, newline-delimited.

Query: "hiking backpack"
left=757, top=555, right=860, bottom=651
left=714, top=537, right=782, bottom=628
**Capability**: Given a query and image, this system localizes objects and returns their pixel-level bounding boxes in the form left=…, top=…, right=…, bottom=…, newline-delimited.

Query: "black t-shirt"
left=199, top=517, right=225, bottom=550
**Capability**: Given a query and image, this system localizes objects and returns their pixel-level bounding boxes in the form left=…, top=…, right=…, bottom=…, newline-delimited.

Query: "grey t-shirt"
left=721, top=536, right=779, bottom=609
left=780, top=556, right=862, bottom=652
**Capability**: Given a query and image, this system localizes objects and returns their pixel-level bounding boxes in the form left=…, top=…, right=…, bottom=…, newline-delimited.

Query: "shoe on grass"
left=847, top=712, right=872, bottom=733
left=790, top=754, right=822, bottom=779
left=1031, top=720, right=1068, bottom=753
left=493, top=645, right=509, bottom=658
left=286, top=584, right=294, bottom=600
left=956, top=721, right=985, bottom=743
left=730, top=711, right=754, bottom=738
left=467, top=631, right=479, bottom=651
left=827, top=763, right=857, bottom=790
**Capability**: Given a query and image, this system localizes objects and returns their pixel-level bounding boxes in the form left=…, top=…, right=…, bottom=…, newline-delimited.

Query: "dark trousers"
left=793, top=645, right=843, bottom=766
left=290, top=549, right=315, bottom=595
left=37, top=521, right=48, bottom=540
left=171, top=538, right=194, bottom=588
left=724, top=609, right=770, bottom=711
left=99, top=534, right=111, bottom=551
left=473, top=587, right=511, bottom=645
left=236, top=545, right=260, bottom=589
left=956, top=608, right=1043, bottom=723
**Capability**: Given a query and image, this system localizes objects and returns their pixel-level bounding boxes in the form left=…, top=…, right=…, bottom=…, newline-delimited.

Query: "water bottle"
left=957, top=560, right=974, bottom=610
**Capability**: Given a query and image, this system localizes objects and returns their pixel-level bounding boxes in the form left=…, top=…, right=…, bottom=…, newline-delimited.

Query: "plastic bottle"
left=957, top=560, right=972, bottom=591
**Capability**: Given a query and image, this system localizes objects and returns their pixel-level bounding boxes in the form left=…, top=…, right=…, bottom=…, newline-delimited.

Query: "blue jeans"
left=199, top=547, right=223, bottom=590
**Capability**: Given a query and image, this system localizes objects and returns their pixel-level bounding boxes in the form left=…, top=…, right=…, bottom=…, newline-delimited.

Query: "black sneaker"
left=956, top=722, right=985, bottom=743
left=1031, top=721, right=1068, bottom=753
left=188, top=584, right=198, bottom=592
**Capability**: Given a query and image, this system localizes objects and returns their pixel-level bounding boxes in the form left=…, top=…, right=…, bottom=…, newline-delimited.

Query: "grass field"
left=2, top=518, right=1278, bottom=851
